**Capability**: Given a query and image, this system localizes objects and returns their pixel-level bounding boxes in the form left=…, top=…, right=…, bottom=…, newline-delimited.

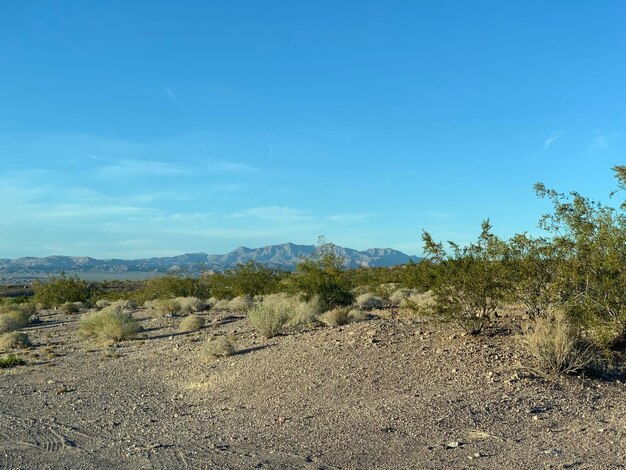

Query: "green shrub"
left=248, top=297, right=295, bottom=338
left=0, top=353, right=25, bottom=368
left=0, top=332, right=31, bottom=350
left=79, top=306, right=142, bottom=343
left=422, top=220, right=509, bottom=334
left=179, top=315, right=205, bottom=332
left=33, top=274, right=93, bottom=308
left=133, top=275, right=200, bottom=302
left=287, top=251, right=354, bottom=310
left=204, top=261, right=287, bottom=299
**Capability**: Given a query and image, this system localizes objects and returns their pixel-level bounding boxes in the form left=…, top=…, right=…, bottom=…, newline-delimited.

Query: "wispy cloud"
left=229, top=206, right=313, bottom=222
left=207, top=160, right=257, bottom=173
left=590, top=132, right=625, bottom=151
left=97, top=159, right=189, bottom=178
left=327, top=213, right=373, bottom=223
left=543, top=131, right=565, bottom=151
left=165, top=85, right=181, bottom=107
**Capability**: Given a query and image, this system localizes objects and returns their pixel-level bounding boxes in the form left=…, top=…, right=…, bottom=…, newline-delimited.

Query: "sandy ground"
left=1, top=307, right=626, bottom=469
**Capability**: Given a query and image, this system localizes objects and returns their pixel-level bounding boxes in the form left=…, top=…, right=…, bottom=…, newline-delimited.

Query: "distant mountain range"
left=0, top=243, right=420, bottom=283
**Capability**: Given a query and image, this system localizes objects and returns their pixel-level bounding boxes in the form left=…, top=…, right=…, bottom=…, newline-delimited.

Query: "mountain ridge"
left=0, top=243, right=420, bottom=281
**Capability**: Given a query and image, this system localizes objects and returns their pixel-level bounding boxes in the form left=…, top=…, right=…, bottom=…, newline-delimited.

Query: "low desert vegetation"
left=248, top=295, right=296, bottom=338
left=0, top=308, right=31, bottom=334
left=320, top=306, right=353, bottom=327
left=522, top=310, right=593, bottom=376
left=203, top=335, right=236, bottom=358
left=174, top=296, right=207, bottom=314
left=204, top=261, right=288, bottom=299
left=356, top=293, right=385, bottom=311
left=60, top=301, right=83, bottom=314
left=179, top=314, right=206, bottom=332
left=0, top=331, right=31, bottom=351
left=145, top=298, right=181, bottom=317
left=32, top=274, right=95, bottom=308
left=227, top=295, right=253, bottom=312
left=0, top=353, right=25, bottom=369
left=79, top=306, right=142, bottom=343
left=286, top=250, right=355, bottom=310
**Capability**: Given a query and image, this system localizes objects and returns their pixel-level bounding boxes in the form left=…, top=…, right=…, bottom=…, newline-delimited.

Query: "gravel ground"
left=1, top=307, right=625, bottom=469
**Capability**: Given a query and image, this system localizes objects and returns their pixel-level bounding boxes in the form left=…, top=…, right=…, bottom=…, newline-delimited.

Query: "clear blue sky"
left=1, top=1, right=625, bottom=259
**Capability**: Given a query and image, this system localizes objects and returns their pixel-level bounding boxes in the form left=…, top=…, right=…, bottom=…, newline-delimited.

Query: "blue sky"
left=1, top=1, right=625, bottom=259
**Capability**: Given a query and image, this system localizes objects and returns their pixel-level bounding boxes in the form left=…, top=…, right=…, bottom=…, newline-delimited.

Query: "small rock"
left=446, top=441, right=460, bottom=449
left=543, top=448, right=561, bottom=456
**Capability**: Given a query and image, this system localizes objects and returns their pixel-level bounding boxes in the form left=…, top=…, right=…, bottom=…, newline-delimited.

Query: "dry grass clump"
left=377, top=283, right=402, bottom=298
left=0, top=309, right=31, bottom=334
left=288, top=296, right=323, bottom=329
left=0, top=353, right=25, bottom=369
left=60, top=301, right=83, bottom=314
left=228, top=295, right=253, bottom=312
left=211, top=299, right=231, bottom=310
left=248, top=295, right=296, bottom=338
left=95, top=299, right=111, bottom=309
left=0, top=332, right=31, bottom=351
left=145, top=298, right=181, bottom=317
left=356, top=293, right=385, bottom=311
left=203, top=336, right=236, bottom=358
left=174, top=297, right=206, bottom=314
left=348, top=308, right=370, bottom=323
left=110, top=299, right=137, bottom=310
left=179, top=314, right=206, bottom=332
left=400, top=290, right=435, bottom=312
left=320, top=307, right=353, bottom=327
left=388, top=288, right=414, bottom=305
left=522, top=310, right=593, bottom=376
left=79, top=306, right=142, bottom=343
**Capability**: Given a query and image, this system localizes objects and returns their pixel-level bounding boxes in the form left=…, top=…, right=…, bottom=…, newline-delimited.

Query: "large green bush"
left=422, top=220, right=510, bottom=334
left=286, top=251, right=354, bottom=311
left=32, top=274, right=94, bottom=308
left=204, top=261, right=287, bottom=299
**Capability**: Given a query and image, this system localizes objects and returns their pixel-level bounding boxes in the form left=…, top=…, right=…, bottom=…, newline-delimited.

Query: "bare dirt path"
left=1, top=309, right=625, bottom=469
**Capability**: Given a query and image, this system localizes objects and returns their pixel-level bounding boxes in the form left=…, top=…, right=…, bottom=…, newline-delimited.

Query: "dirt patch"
left=1, top=308, right=625, bottom=469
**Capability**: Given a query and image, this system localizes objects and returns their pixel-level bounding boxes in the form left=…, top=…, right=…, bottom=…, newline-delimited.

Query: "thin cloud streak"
left=543, top=131, right=565, bottom=151
left=229, top=206, right=313, bottom=222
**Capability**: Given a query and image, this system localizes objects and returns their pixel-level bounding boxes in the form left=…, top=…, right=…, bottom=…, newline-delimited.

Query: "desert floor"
left=1, top=307, right=625, bottom=469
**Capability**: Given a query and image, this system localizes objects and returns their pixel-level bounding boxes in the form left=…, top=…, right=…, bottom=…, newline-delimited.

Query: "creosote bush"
left=179, top=315, right=205, bottom=332
left=523, top=310, right=593, bottom=376
left=423, top=220, right=509, bottom=334
left=32, top=274, right=94, bottom=308
left=0, top=353, right=25, bottom=368
left=0, top=332, right=31, bottom=350
left=79, top=306, right=142, bottom=343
